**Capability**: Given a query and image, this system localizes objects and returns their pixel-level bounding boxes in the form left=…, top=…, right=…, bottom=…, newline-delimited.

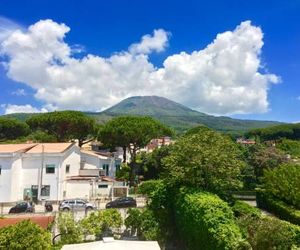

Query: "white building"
left=0, top=143, right=125, bottom=203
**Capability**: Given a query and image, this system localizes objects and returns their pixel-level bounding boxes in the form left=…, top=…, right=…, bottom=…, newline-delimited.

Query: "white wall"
left=65, top=181, right=91, bottom=200
left=81, top=152, right=121, bottom=177
left=0, top=156, right=14, bottom=202
left=0, top=144, right=81, bottom=203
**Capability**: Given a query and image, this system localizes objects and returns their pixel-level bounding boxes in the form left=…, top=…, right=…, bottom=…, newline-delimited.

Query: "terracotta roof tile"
left=0, top=144, right=37, bottom=153
left=26, top=143, right=74, bottom=154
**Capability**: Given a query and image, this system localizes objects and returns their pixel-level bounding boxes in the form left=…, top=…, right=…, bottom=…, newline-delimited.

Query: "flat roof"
left=25, top=143, right=74, bottom=153
left=62, top=239, right=160, bottom=250
left=0, top=143, right=37, bottom=153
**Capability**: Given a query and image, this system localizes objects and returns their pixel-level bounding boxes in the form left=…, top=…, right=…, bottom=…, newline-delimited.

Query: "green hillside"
left=2, top=96, right=282, bottom=135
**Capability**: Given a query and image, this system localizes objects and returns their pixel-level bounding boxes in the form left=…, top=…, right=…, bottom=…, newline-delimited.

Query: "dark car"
left=9, top=202, right=35, bottom=214
left=105, top=197, right=137, bottom=209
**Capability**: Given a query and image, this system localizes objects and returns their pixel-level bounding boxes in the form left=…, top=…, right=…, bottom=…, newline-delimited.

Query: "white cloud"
left=2, top=104, right=48, bottom=114
left=11, top=88, right=26, bottom=96
left=129, top=29, right=170, bottom=54
left=0, top=19, right=279, bottom=115
left=0, top=16, right=23, bottom=42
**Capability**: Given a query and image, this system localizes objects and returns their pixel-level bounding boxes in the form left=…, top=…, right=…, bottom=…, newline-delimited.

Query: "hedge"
left=174, top=188, right=245, bottom=250
left=232, top=200, right=261, bottom=218
left=256, top=190, right=300, bottom=226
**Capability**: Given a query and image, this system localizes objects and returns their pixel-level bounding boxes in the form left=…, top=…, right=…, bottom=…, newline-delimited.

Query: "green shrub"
left=80, top=209, right=122, bottom=239
left=277, top=139, right=300, bottom=157
left=174, top=188, right=244, bottom=250
left=125, top=208, right=162, bottom=241
left=57, top=212, right=83, bottom=244
left=232, top=200, right=261, bottom=218
left=237, top=215, right=300, bottom=249
left=263, top=163, right=300, bottom=208
left=138, top=180, right=164, bottom=196
left=0, top=220, right=51, bottom=249
left=125, top=208, right=143, bottom=236
left=256, top=191, right=300, bottom=226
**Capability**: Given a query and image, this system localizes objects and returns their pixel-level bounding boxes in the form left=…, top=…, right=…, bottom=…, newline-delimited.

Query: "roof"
left=25, top=143, right=74, bottom=154
left=0, top=143, right=37, bottom=153
left=0, top=215, right=55, bottom=229
left=81, top=149, right=113, bottom=158
left=61, top=239, right=160, bottom=250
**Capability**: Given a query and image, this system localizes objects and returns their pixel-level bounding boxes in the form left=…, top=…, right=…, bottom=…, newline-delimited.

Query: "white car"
left=59, top=199, right=96, bottom=212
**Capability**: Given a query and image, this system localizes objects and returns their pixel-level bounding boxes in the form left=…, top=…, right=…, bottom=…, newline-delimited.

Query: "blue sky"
left=0, top=0, right=299, bottom=122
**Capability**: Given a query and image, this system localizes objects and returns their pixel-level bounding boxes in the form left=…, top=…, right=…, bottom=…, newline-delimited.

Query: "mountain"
left=101, top=96, right=282, bottom=134
left=2, top=96, right=282, bottom=135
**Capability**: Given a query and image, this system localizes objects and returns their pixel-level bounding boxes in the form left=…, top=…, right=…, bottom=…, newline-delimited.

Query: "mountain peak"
left=103, top=95, right=205, bottom=117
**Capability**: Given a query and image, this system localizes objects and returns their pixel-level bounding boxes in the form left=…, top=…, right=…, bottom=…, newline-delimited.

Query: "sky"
left=0, top=0, right=299, bottom=122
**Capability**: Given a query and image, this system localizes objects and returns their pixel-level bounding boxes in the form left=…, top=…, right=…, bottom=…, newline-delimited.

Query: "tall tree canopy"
left=26, top=111, right=96, bottom=147
left=246, top=123, right=300, bottom=141
left=99, top=116, right=173, bottom=185
left=162, top=128, right=244, bottom=197
left=0, top=118, right=30, bottom=141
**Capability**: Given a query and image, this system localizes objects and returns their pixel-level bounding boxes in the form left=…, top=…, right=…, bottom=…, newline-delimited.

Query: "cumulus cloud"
left=129, top=29, right=170, bottom=54
left=2, top=104, right=48, bottom=114
left=0, top=19, right=279, bottom=115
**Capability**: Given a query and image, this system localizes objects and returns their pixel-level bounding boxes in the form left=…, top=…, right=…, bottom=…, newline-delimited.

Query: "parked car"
left=59, top=199, right=96, bottom=212
left=105, top=197, right=137, bottom=209
left=9, top=201, right=35, bottom=214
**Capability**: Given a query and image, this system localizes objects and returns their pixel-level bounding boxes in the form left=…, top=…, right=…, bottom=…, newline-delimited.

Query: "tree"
left=56, top=212, right=83, bottom=244
left=249, top=144, right=287, bottom=179
left=99, top=116, right=173, bottom=185
left=26, top=111, right=96, bottom=147
left=0, top=220, right=51, bottom=249
left=139, top=145, right=173, bottom=180
left=80, top=209, right=122, bottom=239
left=262, top=163, right=300, bottom=208
left=0, top=118, right=30, bottom=141
left=162, top=129, right=244, bottom=196
left=125, top=208, right=162, bottom=241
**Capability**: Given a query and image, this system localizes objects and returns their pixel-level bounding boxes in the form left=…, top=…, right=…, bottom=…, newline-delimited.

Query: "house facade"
left=0, top=143, right=124, bottom=203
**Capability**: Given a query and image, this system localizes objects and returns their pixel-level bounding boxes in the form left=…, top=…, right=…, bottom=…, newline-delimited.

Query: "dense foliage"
left=162, top=129, right=244, bottom=197
left=240, top=144, right=287, bottom=184
left=26, top=111, right=96, bottom=147
left=0, top=220, right=51, bottom=249
left=57, top=212, right=83, bottom=244
left=0, top=117, right=30, bottom=141
left=277, top=139, right=300, bottom=158
left=125, top=208, right=161, bottom=241
left=232, top=200, right=261, bottom=218
left=246, top=123, right=300, bottom=141
left=263, top=163, right=300, bottom=208
left=174, top=188, right=244, bottom=250
left=99, top=116, right=172, bottom=185
left=237, top=215, right=300, bottom=249
left=256, top=191, right=300, bottom=225
left=138, top=145, right=173, bottom=180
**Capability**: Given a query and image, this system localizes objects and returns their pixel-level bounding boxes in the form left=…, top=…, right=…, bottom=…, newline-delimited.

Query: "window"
left=46, top=164, right=55, bottom=174
left=98, top=184, right=108, bottom=189
left=102, top=164, right=109, bottom=176
left=116, top=164, right=120, bottom=172
left=76, top=200, right=85, bottom=205
left=66, top=164, right=70, bottom=174
left=41, top=185, right=50, bottom=197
